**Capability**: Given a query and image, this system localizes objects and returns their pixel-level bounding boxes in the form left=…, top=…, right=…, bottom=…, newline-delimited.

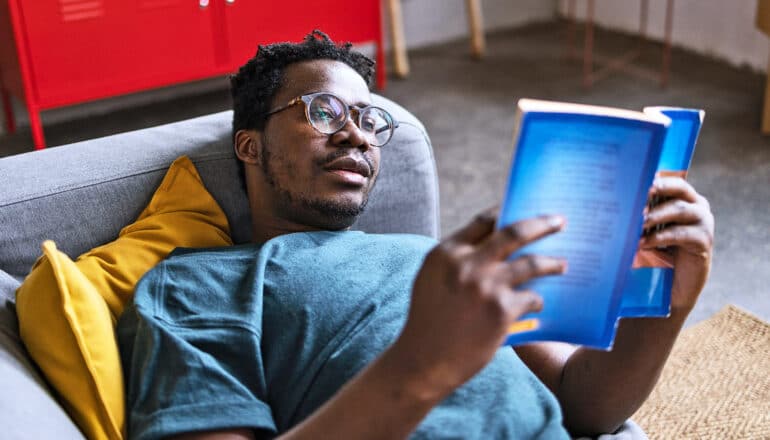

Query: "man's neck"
left=250, top=212, right=329, bottom=244
left=245, top=174, right=357, bottom=243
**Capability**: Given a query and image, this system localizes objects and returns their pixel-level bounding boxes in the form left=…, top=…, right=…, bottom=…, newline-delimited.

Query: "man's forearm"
left=279, top=344, right=444, bottom=440
left=557, top=306, right=689, bottom=436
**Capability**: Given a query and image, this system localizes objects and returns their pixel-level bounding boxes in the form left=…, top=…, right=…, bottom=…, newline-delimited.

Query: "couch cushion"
left=0, top=113, right=248, bottom=283
left=14, top=157, right=232, bottom=440
left=0, top=270, right=85, bottom=439
left=0, top=95, right=439, bottom=283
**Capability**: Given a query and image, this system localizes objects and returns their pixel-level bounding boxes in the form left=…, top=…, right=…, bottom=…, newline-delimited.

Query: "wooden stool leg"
left=465, top=0, right=485, bottom=59
left=386, top=0, right=409, bottom=78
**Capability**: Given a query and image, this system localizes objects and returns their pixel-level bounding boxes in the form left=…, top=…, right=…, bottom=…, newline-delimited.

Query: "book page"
left=514, top=138, right=620, bottom=289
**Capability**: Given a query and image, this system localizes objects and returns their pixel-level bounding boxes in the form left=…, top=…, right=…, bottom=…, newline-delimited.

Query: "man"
left=118, top=31, right=714, bottom=439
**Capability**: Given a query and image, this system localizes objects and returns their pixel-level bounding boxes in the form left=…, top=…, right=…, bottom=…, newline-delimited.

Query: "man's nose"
left=330, top=118, right=370, bottom=150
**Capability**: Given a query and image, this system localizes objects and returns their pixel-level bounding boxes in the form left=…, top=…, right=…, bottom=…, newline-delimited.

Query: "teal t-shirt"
left=117, top=231, right=569, bottom=440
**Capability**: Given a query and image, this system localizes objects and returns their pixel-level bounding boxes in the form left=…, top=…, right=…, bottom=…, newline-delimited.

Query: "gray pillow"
left=0, top=270, right=85, bottom=439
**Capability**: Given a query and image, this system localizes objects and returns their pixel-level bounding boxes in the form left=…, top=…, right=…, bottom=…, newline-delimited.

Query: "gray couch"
left=0, top=95, right=439, bottom=438
left=0, top=95, right=645, bottom=439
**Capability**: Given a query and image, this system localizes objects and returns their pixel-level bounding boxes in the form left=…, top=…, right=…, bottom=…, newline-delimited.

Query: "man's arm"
left=516, top=309, right=689, bottom=436
left=168, top=345, right=446, bottom=440
left=516, top=177, right=715, bottom=437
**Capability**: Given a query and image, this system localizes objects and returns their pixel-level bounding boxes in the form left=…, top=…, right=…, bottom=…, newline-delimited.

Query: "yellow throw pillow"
left=15, top=156, right=233, bottom=440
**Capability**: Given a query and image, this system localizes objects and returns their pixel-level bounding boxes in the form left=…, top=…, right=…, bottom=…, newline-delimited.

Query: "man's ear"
left=234, top=129, right=262, bottom=165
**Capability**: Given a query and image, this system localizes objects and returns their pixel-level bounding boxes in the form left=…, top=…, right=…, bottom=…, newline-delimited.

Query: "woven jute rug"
left=632, top=305, right=770, bottom=439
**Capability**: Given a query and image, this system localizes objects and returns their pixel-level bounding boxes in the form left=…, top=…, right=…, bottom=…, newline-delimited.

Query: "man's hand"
left=640, top=177, right=715, bottom=312
left=530, top=177, right=715, bottom=436
left=390, top=209, right=567, bottom=402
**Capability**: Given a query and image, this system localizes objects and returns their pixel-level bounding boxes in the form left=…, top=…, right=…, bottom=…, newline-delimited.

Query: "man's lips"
left=322, top=156, right=372, bottom=178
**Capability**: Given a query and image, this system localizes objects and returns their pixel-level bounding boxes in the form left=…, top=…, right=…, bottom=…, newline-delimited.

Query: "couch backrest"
left=0, top=94, right=440, bottom=284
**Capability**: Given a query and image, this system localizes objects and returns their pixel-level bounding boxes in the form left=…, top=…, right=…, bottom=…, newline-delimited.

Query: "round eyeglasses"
left=266, top=92, right=399, bottom=147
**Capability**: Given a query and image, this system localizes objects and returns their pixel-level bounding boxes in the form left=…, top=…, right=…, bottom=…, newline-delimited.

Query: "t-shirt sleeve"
left=117, top=264, right=276, bottom=440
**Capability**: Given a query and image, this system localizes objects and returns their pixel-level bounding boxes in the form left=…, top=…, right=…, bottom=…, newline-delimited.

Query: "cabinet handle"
left=199, top=0, right=209, bottom=7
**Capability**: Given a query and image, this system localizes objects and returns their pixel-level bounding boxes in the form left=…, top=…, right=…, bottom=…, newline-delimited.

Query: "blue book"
left=617, top=107, right=704, bottom=318
left=497, top=99, right=678, bottom=349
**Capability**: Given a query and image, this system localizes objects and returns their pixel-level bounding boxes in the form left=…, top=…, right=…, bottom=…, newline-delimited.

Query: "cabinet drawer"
left=18, top=0, right=219, bottom=107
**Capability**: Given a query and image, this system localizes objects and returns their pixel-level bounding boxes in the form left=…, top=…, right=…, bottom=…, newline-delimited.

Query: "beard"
left=260, top=144, right=371, bottom=229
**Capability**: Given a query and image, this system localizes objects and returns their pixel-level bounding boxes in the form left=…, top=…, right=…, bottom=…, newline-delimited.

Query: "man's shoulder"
left=298, top=230, right=437, bottom=248
left=128, top=243, right=262, bottom=319
left=167, top=242, right=260, bottom=261
left=138, top=243, right=260, bottom=292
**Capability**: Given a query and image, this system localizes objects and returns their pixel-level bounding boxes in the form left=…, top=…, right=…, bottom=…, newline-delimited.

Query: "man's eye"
left=361, top=118, right=376, bottom=131
left=312, top=108, right=335, bottom=121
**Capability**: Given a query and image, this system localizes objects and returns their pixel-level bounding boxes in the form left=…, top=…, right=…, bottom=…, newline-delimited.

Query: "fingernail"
left=549, top=215, right=565, bottom=229
left=560, top=261, right=568, bottom=274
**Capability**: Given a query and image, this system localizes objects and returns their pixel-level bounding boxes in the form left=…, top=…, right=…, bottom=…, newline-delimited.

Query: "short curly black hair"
left=230, top=30, right=375, bottom=184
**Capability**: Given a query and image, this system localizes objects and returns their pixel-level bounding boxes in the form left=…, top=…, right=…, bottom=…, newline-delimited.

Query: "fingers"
left=497, top=289, right=544, bottom=318
left=497, top=255, right=567, bottom=286
left=649, top=176, right=698, bottom=203
left=643, top=180, right=714, bottom=252
left=477, top=215, right=565, bottom=261
left=472, top=256, right=564, bottom=327
left=445, top=206, right=499, bottom=246
left=640, top=224, right=712, bottom=254
left=643, top=198, right=702, bottom=229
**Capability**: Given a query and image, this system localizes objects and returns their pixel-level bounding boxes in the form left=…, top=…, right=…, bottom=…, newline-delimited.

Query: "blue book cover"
left=617, top=108, right=704, bottom=318
left=497, top=99, right=670, bottom=349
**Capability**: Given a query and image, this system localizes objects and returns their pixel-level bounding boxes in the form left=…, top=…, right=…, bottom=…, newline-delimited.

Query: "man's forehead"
left=279, top=60, right=370, bottom=105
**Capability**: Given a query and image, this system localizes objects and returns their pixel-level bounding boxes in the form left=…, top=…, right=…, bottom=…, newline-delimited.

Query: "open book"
left=497, top=99, right=704, bottom=350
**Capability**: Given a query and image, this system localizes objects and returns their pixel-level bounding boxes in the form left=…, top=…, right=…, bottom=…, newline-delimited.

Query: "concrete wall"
left=395, top=0, right=556, bottom=49
left=557, top=0, right=769, bottom=73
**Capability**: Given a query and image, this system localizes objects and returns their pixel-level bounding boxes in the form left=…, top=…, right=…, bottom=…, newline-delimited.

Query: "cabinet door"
left=18, top=0, right=219, bottom=108
left=223, top=0, right=381, bottom=71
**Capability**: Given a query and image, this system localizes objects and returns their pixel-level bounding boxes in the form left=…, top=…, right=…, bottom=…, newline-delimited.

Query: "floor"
left=1, top=21, right=768, bottom=326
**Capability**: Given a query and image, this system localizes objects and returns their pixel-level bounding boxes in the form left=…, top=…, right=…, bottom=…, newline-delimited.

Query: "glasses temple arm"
left=375, top=120, right=399, bottom=135
left=266, top=97, right=301, bottom=116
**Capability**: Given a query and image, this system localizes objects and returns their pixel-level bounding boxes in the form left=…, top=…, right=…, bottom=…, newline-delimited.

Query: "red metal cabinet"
left=221, top=1, right=385, bottom=86
left=0, top=0, right=385, bottom=149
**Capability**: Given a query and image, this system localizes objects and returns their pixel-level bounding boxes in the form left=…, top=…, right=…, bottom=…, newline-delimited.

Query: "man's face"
left=249, top=60, right=381, bottom=230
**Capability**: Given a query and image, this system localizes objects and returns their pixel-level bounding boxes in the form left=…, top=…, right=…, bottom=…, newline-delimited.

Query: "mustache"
left=319, top=150, right=375, bottom=175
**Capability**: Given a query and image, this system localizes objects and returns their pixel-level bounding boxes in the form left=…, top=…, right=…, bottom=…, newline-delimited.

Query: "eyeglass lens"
left=307, top=94, right=394, bottom=146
